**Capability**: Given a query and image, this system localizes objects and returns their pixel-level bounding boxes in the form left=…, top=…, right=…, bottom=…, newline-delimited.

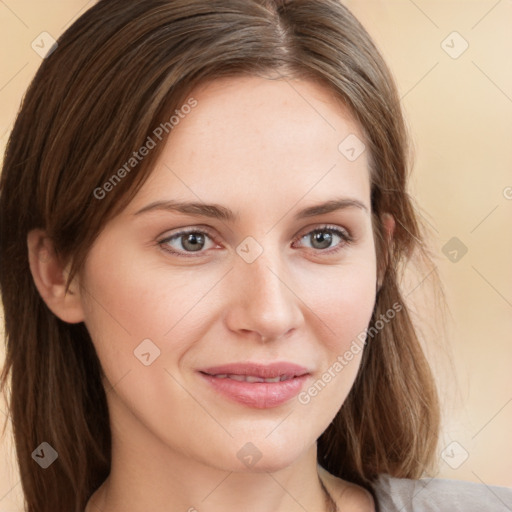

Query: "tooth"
left=220, top=374, right=288, bottom=383
left=246, top=375, right=265, bottom=383
left=227, top=374, right=246, bottom=381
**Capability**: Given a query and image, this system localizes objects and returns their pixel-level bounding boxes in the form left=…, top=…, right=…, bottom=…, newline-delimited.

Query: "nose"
left=224, top=245, right=305, bottom=342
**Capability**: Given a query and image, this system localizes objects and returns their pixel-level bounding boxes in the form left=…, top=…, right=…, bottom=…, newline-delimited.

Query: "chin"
left=225, top=436, right=311, bottom=474
left=233, top=455, right=300, bottom=474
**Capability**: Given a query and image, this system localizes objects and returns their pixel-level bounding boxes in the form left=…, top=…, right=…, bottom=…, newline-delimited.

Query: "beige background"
left=1, top=0, right=511, bottom=509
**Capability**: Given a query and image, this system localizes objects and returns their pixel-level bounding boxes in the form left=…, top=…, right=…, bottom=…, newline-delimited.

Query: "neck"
left=89, top=454, right=331, bottom=512
left=87, top=400, right=333, bottom=512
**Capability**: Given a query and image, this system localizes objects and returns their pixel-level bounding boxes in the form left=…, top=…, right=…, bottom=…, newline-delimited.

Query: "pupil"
left=183, top=233, right=204, bottom=251
left=313, top=231, right=332, bottom=249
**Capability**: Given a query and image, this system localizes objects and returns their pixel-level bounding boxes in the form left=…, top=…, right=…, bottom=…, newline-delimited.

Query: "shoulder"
left=370, top=473, right=512, bottom=512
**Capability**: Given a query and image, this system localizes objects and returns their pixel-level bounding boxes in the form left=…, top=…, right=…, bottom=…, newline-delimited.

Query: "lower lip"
left=199, top=373, right=310, bottom=409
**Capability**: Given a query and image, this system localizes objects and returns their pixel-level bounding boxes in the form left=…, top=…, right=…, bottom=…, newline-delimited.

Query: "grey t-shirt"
left=371, top=473, right=512, bottom=511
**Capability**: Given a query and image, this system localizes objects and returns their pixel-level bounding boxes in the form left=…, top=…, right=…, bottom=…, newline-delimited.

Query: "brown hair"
left=0, top=1, right=441, bottom=510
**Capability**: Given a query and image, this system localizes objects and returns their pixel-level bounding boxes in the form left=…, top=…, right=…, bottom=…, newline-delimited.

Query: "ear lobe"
left=377, top=213, right=395, bottom=292
left=27, top=229, right=85, bottom=323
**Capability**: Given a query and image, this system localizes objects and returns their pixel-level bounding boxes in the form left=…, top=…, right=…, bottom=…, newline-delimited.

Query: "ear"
left=377, top=213, right=395, bottom=292
left=381, top=212, right=395, bottom=242
left=27, top=229, right=85, bottom=323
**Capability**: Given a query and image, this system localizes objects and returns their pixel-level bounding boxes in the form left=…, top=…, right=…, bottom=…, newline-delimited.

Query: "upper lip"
left=199, top=362, right=310, bottom=379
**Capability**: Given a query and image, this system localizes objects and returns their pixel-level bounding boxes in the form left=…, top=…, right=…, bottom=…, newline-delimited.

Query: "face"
left=78, top=75, right=377, bottom=473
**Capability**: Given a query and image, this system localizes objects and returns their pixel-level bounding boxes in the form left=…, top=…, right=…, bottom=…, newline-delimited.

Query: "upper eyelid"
left=159, top=226, right=219, bottom=243
left=297, top=225, right=350, bottom=237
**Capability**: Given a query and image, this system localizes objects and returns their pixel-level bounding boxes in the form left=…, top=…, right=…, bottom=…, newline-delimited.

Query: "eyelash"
left=157, top=224, right=354, bottom=258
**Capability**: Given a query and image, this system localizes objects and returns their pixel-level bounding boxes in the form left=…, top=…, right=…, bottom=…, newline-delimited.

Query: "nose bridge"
left=228, top=241, right=302, bottom=340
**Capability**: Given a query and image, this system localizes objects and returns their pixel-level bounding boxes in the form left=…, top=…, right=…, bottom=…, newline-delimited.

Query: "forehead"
left=127, top=75, right=371, bottom=215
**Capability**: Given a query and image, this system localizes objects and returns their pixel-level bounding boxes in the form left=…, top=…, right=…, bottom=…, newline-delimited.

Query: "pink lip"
left=198, top=362, right=311, bottom=409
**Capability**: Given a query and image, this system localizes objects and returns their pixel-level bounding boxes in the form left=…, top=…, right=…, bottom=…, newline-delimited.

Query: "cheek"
left=327, top=270, right=375, bottom=345
left=77, top=231, right=379, bottom=470
left=79, top=240, right=224, bottom=381
left=298, top=252, right=377, bottom=350
left=295, top=249, right=377, bottom=388
left=291, top=274, right=375, bottom=435
left=80, top=231, right=377, bottom=379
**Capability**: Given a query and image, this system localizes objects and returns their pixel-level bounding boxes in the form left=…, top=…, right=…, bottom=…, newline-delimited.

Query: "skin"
left=28, top=75, right=394, bottom=511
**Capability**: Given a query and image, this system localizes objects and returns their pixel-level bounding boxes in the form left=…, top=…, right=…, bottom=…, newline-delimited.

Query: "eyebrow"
left=134, top=197, right=369, bottom=221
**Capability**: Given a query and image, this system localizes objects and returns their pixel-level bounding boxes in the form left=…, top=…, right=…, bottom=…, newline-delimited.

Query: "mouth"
left=200, top=373, right=297, bottom=383
left=198, top=361, right=310, bottom=380
left=197, top=362, right=311, bottom=409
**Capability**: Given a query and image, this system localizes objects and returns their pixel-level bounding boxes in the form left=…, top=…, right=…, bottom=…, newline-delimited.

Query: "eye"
left=157, top=224, right=353, bottom=258
left=293, top=225, right=353, bottom=254
left=158, top=228, right=218, bottom=257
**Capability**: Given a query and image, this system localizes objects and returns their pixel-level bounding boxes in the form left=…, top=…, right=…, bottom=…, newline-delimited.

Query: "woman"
left=1, top=1, right=511, bottom=511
